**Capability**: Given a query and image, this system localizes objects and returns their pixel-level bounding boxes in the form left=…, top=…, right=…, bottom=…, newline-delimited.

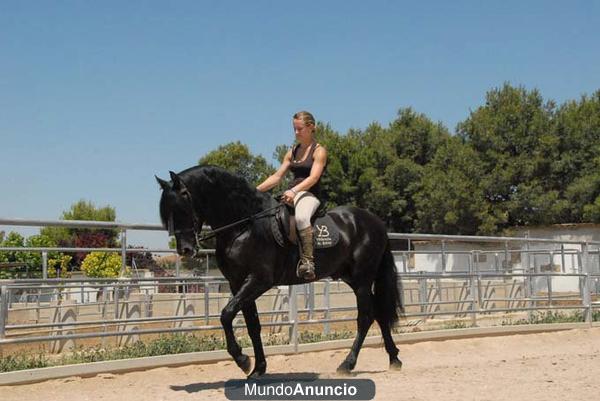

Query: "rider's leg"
left=294, top=191, right=320, bottom=280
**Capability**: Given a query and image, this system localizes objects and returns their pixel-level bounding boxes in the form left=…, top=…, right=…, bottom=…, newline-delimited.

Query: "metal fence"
left=1, top=218, right=600, bottom=352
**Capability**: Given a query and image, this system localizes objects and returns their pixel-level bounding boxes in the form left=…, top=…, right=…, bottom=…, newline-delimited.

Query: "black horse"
left=156, top=165, right=403, bottom=378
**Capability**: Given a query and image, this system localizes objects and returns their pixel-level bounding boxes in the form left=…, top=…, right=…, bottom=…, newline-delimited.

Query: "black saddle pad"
left=271, top=204, right=339, bottom=249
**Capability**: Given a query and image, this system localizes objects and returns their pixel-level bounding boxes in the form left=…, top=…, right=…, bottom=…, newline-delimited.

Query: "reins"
left=194, top=203, right=283, bottom=243
left=175, top=189, right=284, bottom=251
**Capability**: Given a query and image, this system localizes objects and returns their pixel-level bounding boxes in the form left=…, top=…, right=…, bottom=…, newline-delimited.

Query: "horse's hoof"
left=336, top=361, right=354, bottom=376
left=247, top=361, right=266, bottom=379
left=237, top=354, right=252, bottom=374
left=247, top=368, right=265, bottom=380
left=390, top=357, right=403, bottom=371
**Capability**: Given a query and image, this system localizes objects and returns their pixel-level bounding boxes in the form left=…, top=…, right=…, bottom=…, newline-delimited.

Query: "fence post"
left=144, top=288, right=152, bottom=318
left=524, top=272, right=533, bottom=321
left=525, top=234, right=530, bottom=273
left=547, top=274, right=553, bottom=307
left=324, top=280, right=330, bottom=336
left=42, top=251, right=48, bottom=280
left=308, top=282, right=315, bottom=321
left=583, top=274, right=592, bottom=326
left=504, top=241, right=509, bottom=273
left=582, top=242, right=590, bottom=273
left=418, top=278, right=428, bottom=316
left=0, top=286, right=8, bottom=340
left=114, top=283, right=120, bottom=320
left=441, top=240, right=447, bottom=272
left=288, top=285, right=298, bottom=352
left=204, top=281, right=210, bottom=325
left=470, top=271, right=479, bottom=327
left=120, top=229, right=127, bottom=277
left=36, top=288, right=41, bottom=323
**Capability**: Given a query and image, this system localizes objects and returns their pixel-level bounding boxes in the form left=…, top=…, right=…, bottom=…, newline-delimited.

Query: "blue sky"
left=1, top=1, right=599, bottom=248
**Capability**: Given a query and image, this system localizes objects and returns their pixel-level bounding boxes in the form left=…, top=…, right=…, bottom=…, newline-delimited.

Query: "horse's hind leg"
left=376, top=317, right=402, bottom=370
left=337, top=285, right=374, bottom=374
left=242, top=302, right=267, bottom=378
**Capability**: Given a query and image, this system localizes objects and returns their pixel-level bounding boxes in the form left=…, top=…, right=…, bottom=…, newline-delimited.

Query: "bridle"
left=168, top=187, right=284, bottom=253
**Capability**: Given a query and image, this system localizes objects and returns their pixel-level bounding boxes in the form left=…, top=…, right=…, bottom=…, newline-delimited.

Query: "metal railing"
left=1, top=217, right=599, bottom=351
left=0, top=272, right=598, bottom=348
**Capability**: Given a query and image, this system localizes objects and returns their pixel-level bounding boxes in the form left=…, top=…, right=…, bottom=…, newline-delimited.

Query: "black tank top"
left=288, top=142, right=324, bottom=198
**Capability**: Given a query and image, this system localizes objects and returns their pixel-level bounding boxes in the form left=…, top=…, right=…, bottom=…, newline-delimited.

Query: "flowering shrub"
left=48, top=255, right=73, bottom=278
left=81, top=252, right=129, bottom=278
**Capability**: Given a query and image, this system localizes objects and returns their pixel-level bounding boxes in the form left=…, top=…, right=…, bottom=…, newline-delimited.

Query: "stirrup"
left=296, top=258, right=316, bottom=280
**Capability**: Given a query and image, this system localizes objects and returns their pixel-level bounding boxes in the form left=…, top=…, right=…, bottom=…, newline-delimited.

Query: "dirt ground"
left=1, top=327, right=599, bottom=401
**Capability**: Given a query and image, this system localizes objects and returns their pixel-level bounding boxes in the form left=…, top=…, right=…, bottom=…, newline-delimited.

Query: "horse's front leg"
left=243, top=302, right=267, bottom=378
left=220, top=275, right=269, bottom=375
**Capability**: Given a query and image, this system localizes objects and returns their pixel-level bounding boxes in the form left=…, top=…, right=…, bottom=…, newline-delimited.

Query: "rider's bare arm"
left=256, top=150, right=292, bottom=192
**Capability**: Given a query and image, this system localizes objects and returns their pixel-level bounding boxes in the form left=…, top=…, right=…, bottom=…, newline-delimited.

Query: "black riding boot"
left=296, top=227, right=316, bottom=280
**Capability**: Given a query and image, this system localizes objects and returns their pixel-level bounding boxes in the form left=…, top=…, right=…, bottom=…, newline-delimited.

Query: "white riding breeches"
left=293, top=191, right=321, bottom=230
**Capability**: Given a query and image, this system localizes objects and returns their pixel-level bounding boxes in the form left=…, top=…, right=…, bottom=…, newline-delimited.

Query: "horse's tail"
left=374, top=241, right=403, bottom=327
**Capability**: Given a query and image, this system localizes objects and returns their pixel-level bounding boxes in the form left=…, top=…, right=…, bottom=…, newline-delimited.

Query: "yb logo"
left=316, top=225, right=330, bottom=238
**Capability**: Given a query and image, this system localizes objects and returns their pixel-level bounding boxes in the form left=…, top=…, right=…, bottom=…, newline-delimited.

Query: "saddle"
left=271, top=202, right=340, bottom=249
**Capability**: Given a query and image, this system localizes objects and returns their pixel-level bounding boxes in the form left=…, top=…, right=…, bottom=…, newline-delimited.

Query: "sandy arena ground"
left=1, top=327, right=599, bottom=401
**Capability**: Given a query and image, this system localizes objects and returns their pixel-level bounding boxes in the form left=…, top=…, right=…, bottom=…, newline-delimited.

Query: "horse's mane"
left=179, top=165, right=272, bottom=223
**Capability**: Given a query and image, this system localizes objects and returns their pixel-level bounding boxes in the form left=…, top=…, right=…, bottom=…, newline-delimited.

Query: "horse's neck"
left=210, top=191, right=276, bottom=252
left=201, top=187, right=273, bottom=229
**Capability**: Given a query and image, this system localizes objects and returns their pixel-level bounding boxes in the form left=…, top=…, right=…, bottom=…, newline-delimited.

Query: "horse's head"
left=156, top=171, right=204, bottom=258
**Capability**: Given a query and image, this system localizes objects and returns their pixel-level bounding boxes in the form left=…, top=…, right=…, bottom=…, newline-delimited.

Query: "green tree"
left=564, top=164, right=600, bottom=223
left=41, top=200, right=118, bottom=245
left=414, top=137, right=503, bottom=235
left=199, top=141, right=275, bottom=186
left=316, top=124, right=370, bottom=209
left=40, top=200, right=119, bottom=267
left=24, top=234, right=61, bottom=270
left=0, top=232, right=66, bottom=278
left=388, top=108, right=449, bottom=166
left=457, top=83, right=558, bottom=227
left=553, top=91, right=600, bottom=223
left=362, top=109, right=449, bottom=231
left=0, top=232, right=26, bottom=264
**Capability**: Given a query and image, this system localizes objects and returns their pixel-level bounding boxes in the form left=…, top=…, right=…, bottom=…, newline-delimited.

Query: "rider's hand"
left=283, top=190, right=296, bottom=205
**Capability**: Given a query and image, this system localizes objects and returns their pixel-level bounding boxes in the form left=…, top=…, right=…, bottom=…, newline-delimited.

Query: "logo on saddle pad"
left=271, top=210, right=339, bottom=249
left=311, top=215, right=339, bottom=248
left=314, top=223, right=334, bottom=248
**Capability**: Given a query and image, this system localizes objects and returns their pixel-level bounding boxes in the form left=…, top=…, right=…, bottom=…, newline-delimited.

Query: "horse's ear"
left=169, top=171, right=187, bottom=192
left=155, top=175, right=171, bottom=191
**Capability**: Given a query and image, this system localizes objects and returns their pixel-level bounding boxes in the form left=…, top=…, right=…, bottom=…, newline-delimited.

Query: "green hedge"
left=0, top=330, right=354, bottom=374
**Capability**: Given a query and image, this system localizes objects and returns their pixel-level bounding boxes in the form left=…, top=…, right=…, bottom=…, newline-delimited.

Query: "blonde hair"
left=293, top=111, right=316, bottom=133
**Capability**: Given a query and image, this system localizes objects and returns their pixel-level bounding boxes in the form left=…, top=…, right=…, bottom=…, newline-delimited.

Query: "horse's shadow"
left=169, top=369, right=390, bottom=394
left=170, top=372, right=321, bottom=394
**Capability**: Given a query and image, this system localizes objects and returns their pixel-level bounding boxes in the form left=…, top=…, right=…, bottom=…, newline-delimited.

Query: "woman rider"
left=256, top=111, right=327, bottom=280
